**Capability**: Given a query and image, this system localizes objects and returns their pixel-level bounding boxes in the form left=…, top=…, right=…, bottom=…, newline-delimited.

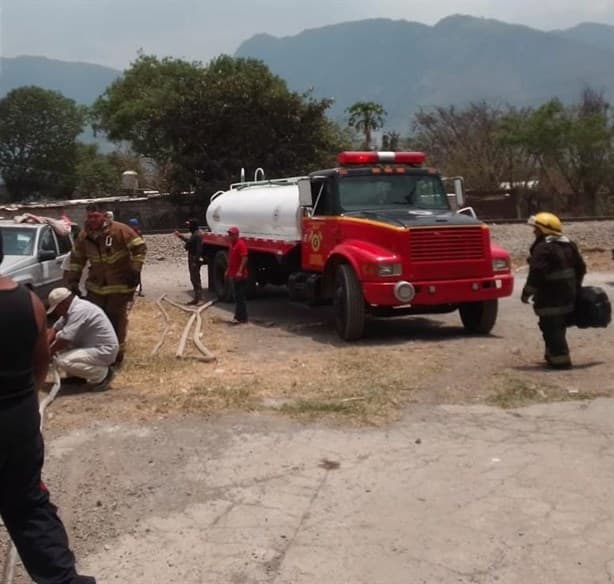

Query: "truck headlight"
left=492, top=258, right=509, bottom=271
left=377, top=263, right=402, bottom=277
left=394, top=281, right=416, bottom=303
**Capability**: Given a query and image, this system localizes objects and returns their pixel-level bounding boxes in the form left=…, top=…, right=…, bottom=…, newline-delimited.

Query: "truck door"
left=301, top=178, right=339, bottom=271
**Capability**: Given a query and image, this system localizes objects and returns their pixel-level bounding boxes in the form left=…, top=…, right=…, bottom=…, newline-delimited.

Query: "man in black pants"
left=174, top=218, right=204, bottom=305
left=225, top=226, right=249, bottom=324
left=0, top=235, right=95, bottom=583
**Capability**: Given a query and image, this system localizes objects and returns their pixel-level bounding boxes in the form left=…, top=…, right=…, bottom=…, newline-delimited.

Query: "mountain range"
left=0, top=55, right=120, bottom=105
left=235, top=15, right=614, bottom=129
left=1, top=16, right=613, bottom=132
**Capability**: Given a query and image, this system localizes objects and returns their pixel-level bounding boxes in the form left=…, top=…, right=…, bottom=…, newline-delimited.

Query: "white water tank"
left=206, top=183, right=301, bottom=241
left=121, top=170, right=139, bottom=192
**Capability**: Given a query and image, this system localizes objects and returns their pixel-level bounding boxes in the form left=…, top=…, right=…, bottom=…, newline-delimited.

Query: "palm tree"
left=345, top=101, right=387, bottom=149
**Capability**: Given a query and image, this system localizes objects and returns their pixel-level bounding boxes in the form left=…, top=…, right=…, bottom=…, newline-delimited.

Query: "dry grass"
left=487, top=373, right=595, bottom=409
left=107, top=300, right=441, bottom=425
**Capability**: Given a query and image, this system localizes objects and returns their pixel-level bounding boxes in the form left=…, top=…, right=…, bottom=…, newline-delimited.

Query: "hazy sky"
left=1, top=0, right=613, bottom=69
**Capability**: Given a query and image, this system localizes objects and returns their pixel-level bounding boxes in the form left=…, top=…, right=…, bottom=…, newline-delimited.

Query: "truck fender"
left=490, top=243, right=510, bottom=261
left=322, top=240, right=400, bottom=298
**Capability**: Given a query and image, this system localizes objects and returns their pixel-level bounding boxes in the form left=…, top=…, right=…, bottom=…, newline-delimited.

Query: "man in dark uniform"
left=0, top=234, right=95, bottom=582
left=521, top=212, right=586, bottom=369
left=174, top=218, right=204, bottom=305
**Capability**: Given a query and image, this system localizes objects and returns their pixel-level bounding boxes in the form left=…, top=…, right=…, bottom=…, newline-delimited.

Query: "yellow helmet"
left=528, top=212, right=562, bottom=236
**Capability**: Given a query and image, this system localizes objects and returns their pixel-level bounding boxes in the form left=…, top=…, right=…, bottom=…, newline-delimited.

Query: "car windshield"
left=0, top=227, right=36, bottom=256
left=338, top=174, right=449, bottom=212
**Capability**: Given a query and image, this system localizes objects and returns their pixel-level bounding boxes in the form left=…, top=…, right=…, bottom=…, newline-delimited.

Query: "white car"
left=0, top=221, right=73, bottom=299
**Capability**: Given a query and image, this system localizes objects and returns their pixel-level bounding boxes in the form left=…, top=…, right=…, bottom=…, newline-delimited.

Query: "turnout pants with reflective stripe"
left=86, top=292, right=132, bottom=360
left=539, top=315, right=571, bottom=367
left=0, top=393, right=81, bottom=584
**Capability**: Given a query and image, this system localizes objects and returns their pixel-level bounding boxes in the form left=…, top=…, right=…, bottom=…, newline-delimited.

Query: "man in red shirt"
left=226, top=226, right=248, bottom=324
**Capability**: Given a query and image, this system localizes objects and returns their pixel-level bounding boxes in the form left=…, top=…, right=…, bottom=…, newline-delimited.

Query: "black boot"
left=186, top=289, right=202, bottom=305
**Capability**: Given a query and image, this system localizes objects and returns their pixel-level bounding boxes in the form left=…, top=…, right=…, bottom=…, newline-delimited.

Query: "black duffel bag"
left=569, top=286, right=611, bottom=328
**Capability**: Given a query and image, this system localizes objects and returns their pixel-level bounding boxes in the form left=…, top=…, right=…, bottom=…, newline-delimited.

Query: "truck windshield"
left=338, top=174, right=449, bottom=212
left=0, top=227, right=36, bottom=256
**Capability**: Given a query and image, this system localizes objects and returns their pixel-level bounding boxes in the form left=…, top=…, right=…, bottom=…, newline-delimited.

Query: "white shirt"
left=54, top=297, right=119, bottom=357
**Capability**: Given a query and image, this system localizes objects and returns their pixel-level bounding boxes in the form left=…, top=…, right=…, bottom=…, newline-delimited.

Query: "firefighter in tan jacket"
left=64, top=204, right=147, bottom=365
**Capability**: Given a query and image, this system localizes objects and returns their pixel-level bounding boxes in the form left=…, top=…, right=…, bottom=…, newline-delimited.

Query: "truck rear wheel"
left=334, top=264, right=365, bottom=341
left=213, top=250, right=233, bottom=302
left=459, top=299, right=498, bottom=334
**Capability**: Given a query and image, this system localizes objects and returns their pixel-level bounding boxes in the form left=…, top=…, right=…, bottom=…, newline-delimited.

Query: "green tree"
left=410, top=101, right=535, bottom=192
left=93, top=55, right=202, bottom=170
left=381, top=131, right=401, bottom=151
left=345, top=101, right=387, bottom=149
left=502, top=90, right=614, bottom=215
left=0, top=86, right=86, bottom=201
left=93, top=54, right=347, bottom=193
left=74, top=144, right=122, bottom=197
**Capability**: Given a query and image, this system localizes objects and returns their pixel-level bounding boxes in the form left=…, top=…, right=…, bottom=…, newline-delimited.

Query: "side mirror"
left=447, top=193, right=458, bottom=212
left=298, top=178, right=312, bottom=207
left=453, top=177, right=465, bottom=208
left=38, top=249, right=57, bottom=262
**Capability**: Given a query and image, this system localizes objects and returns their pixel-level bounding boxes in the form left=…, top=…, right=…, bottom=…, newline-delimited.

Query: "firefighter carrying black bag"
left=521, top=213, right=587, bottom=369
left=570, top=286, right=612, bottom=329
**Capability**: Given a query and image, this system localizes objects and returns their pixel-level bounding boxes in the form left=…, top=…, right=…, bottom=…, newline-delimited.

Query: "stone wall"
left=0, top=193, right=207, bottom=231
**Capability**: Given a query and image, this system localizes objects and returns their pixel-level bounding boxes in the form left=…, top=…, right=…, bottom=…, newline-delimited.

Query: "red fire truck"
left=202, top=151, right=514, bottom=340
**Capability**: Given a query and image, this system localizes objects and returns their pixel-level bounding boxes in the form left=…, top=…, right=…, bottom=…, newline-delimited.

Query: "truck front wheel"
left=459, top=299, right=498, bottom=334
left=213, top=250, right=233, bottom=302
left=334, top=264, right=365, bottom=341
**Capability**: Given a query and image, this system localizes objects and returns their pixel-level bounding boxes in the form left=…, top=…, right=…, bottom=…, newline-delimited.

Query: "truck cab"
left=296, top=151, right=513, bottom=339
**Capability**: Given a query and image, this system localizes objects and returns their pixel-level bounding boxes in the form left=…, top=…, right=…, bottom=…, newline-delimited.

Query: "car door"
left=56, top=231, right=72, bottom=273
left=36, top=226, right=61, bottom=297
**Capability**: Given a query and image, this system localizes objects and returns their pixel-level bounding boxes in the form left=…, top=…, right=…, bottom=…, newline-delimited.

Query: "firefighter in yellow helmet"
left=521, top=212, right=586, bottom=368
left=64, top=203, right=147, bottom=365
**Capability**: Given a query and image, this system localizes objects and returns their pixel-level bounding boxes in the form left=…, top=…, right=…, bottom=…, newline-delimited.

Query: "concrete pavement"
left=68, top=398, right=614, bottom=583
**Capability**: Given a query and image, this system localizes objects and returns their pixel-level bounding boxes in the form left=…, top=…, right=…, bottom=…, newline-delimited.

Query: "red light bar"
left=337, top=151, right=379, bottom=165
left=394, top=152, right=426, bottom=165
left=337, top=151, right=426, bottom=166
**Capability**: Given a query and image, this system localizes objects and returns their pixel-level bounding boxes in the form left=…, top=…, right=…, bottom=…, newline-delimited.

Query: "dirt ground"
left=1, top=224, right=614, bottom=583
left=37, top=248, right=614, bottom=434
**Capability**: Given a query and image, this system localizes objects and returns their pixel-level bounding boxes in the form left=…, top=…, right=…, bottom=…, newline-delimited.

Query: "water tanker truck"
left=202, top=151, right=514, bottom=340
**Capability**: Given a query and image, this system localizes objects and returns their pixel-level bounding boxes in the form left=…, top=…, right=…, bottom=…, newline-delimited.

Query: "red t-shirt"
left=227, top=238, right=248, bottom=279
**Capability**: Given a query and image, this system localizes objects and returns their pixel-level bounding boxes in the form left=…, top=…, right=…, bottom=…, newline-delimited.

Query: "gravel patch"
left=143, top=221, right=614, bottom=267
left=489, top=220, right=614, bottom=261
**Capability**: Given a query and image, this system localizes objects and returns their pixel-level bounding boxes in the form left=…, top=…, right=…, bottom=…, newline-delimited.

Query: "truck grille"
left=410, top=227, right=485, bottom=262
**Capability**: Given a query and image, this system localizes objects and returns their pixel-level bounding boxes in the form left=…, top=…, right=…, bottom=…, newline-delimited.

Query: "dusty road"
left=60, top=399, right=614, bottom=583
left=2, top=236, right=613, bottom=582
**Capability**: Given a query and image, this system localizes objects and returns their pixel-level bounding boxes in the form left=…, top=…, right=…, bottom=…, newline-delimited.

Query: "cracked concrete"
left=29, top=396, right=614, bottom=583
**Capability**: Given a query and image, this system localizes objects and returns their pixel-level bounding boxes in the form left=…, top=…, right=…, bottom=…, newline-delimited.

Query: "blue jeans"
left=232, top=278, right=248, bottom=322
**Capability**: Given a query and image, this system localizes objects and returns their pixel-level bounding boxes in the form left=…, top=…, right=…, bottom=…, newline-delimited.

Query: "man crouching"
left=47, top=287, right=119, bottom=391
